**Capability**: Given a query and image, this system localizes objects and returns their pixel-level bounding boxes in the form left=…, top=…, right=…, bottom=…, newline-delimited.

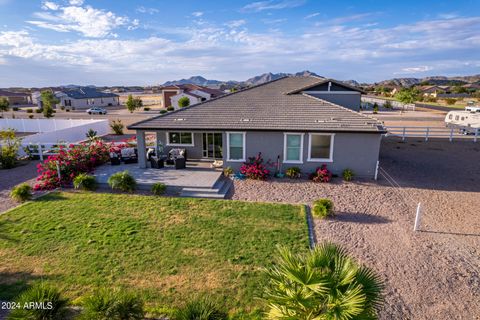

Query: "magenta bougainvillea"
left=309, top=164, right=332, bottom=183
left=34, top=140, right=116, bottom=190
left=240, top=152, right=271, bottom=180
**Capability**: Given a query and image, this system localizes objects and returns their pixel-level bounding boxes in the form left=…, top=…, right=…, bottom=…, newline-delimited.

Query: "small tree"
left=178, top=96, right=190, bottom=108
left=126, top=95, right=143, bottom=113
left=0, top=97, right=9, bottom=117
left=395, top=88, right=420, bottom=104
left=0, top=129, right=22, bottom=169
left=373, top=102, right=379, bottom=114
left=40, top=91, right=58, bottom=118
left=110, top=119, right=124, bottom=135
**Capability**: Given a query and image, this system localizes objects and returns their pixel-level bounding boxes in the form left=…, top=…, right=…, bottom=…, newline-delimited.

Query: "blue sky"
left=0, top=0, right=479, bottom=86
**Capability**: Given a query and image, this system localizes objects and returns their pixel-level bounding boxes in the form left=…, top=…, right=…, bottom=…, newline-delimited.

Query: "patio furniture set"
left=110, top=147, right=187, bottom=170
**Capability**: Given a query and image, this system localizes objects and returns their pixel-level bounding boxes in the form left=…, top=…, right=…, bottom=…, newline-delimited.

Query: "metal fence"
left=386, top=126, right=479, bottom=142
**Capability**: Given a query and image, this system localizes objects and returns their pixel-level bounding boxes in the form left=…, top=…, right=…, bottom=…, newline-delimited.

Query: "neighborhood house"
left=159, top=84, right=225, bottom=109
left=128, top=76, right=386, bottom=178
left=55, top=87, right=120, bottom=110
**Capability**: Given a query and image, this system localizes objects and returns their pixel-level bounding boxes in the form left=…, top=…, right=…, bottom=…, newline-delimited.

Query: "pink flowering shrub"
left=34, top=141, right=113, bottom=190
left=309, top=164, right=332, bottom=183
left=240, top=152, right=271, bottom=180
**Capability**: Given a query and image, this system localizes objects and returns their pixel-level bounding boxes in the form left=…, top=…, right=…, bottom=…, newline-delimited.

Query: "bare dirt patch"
left=231, top=138, right=480, bottom=319
left=0, top=160, right=39, bottom=213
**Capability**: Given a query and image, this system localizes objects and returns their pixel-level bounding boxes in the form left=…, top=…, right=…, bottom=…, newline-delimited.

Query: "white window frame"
left=307, top=133, right=334, bottom=162
left=283, top=133, right=304, bottom=164
left=226, top=132, right=246, bottom=162
left=166, top=131, right=194, bottom=147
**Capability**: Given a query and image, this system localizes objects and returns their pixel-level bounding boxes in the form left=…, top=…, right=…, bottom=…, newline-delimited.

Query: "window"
left=448, top=114, right=453, bottom=120
left=308, top=133, right=334, bottom=162
left=227, top=132, right=245, bottom=162
left=167, top=132, right=194, bottom=146
left=283, top=133, right=304, bottom=163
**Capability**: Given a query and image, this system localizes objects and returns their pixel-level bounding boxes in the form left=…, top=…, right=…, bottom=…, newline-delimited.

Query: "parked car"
left=86, top=107, right=107, bottom=115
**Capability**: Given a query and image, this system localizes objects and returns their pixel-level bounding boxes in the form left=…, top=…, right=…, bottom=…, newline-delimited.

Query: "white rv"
left=445, top=109, right=480, bottom=133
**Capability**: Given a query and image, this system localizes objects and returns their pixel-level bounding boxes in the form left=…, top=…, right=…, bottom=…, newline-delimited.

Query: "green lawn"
left=0, top=192, right=308, bottom=316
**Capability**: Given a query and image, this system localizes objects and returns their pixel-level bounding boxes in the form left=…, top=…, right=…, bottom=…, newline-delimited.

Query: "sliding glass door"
left=202, top=133, right=223, bottom=159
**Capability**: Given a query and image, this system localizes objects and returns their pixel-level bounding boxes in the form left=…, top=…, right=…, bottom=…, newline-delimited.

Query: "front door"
left=202, top=133, right=223, bottom=159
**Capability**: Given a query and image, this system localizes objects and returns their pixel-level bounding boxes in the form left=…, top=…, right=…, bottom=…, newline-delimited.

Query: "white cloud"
left=225, top=19, right=246, bottom=28
left=28, top=1, right=135, bottom=38
left=192, top=11, right=204, bottom=17
left=241, top=0, right=305, bottom=12
left=136, top=6, right=159, bottom=14
left=304, top=12, right=320, bottom=19
left=400, top=66, right=433, bottom=73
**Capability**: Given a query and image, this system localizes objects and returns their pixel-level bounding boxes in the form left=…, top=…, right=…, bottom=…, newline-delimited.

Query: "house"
left=128, top=76, right=386, bottom=178
left=159, top=84, right=225, bottom=109
left=0, top=89, right=32, bottom=105
left=55, top=87, right=120, bottom=110
left=417, top=85, right=449, bottom=97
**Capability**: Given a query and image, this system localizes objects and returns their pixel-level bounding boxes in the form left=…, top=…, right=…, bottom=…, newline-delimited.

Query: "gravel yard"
left=0, top=161, right=39, bottom=213
left=231, top=138, right=480, bottom=319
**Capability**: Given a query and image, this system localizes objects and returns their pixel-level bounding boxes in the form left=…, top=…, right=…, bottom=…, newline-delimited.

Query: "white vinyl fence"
left=0, top=118, right=105, bottom=133
left=386, top=126, right=479, bottom=142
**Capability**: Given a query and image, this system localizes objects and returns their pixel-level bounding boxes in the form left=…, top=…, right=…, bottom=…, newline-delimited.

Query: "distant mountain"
left=162, top=76, right=239, bottom=87
left=245, top=70, right=323, bottom=85
left=376, top=74, right=480, bottom=87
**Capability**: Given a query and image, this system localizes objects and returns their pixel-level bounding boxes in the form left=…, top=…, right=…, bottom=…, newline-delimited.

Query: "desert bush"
left=312, top=198, right=334, bottom=218
left=8, top=283, right=69, bottom=320
left=35, top=108, right=42, bottom=113
left=309, top=165, right=332, bottom=183
left=159, top=109, right=168, bottom=114
left=73, top=173, right=97, bottom=191
left=223, top=166, right=233, bottom=176
left=110, top=119, right=124, bottom=135
left=425, top=96, right=437, bottom=103
left=151, top=182, right=166, bottom=195
left=108, top=170, right=136, bottom=192
left=10, top=183, right=32, bottom=202
left=174, top=296, right=227, bottom=320
left=383, top=100, right=392, bottom=109
left=26, top=108, right=33, bottom=113
left=143, top=107, right=151, bottom=111
left=0, top=129, right=22, bottom=169
left=285, top=166, right=301, bottom=179
left=263, top=244, right=383, bottom=319
left=12, top=106, right=19, bottom=111
left=166, top=106, right=174, bottom=111
left=240, top=152, right=270, bottom=180
left=342, top=168, right=354, bottom=181
left=28, top=115, right=34, bottom=119
left=373, top=102, right=379, bottom=114
left=60, top=106, right=65, bottom=111
left=80, top=289, right=144, bottom=320
left=86, top=129, right=98, bottom=141
left=445, top=98, right=457, bottom=105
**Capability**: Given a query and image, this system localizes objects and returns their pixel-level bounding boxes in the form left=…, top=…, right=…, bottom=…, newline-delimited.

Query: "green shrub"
left=108, top=170, right=136, bottom=192
left=373, top=102, right=379, bottom=114
left=73, top=173, right=97, bottom=191
left=26, top=108, right=33, bottom=113
left=86, top=129, right=97, bottom=141
left=12, top=106, right=19, bottom=111
left=35, top=108, right=42, bottom=113
left=60, top=106, right=65, bottom=111
left=223, top=166, right=233, bottom=176
left=342, top=168, right=354, bottom=181
left=166, top=106, right=174, bottom=111
left=151, top=182, right=166, bottom=195
left=10, top=183, right=32, bottom=202
left=143, top=107, right=151, bottom=111
left=110, top=119, right=124, bottom=135
left=285, top=167, right=301, bottom=179
left=80, top=289, right=144, bottom=320
left=174, top=296, right=227, bottom=320
left=178, top=96, right=190, bottom=108
left=445, top=98, right=457, bottom=105
left=312, top=199, right=334, bottom=218
left=0, top=129, right=22, bottom=169
left=28, top=114, right=34, bottom=119
left=159, top=109, right=168, bottom=114
left=383, top=100, right=392, bottom=109
left=66, top=109, right=70, bottom=112
left=8, top=282, right=69, bottom=320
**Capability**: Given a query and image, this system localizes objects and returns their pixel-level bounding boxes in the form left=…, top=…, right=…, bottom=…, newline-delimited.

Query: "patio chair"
left=121, top=147, right=138, bottom=164
left=150, top=156, right=164, bottom=169
left=167, top=148, right=187, bottom=165
left=146, top=148, right=156, bottom=161
left=109, top=152, right=121, bottom=165
left=174, top=156, right=186, bottom=169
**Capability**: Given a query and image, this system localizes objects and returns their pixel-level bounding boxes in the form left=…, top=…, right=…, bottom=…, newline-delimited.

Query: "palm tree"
left=263, top=242, right=383, bottom=320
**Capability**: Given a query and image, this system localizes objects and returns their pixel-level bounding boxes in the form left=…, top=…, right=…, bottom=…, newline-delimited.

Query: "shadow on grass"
left=333, top=212, right=391, bottom=224
left=0, top=272, right=58, bottom=301
left=34, top=192, right=68, bottom=202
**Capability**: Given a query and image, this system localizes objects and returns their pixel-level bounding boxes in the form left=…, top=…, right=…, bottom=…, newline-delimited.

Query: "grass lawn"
left=0, top=192, right=308, bottom=316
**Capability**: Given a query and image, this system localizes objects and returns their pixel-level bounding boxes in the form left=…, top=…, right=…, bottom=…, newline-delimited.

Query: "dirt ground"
left=231, top=138, right=480, bottom=319
left=0, top=161, right=39, bottom=213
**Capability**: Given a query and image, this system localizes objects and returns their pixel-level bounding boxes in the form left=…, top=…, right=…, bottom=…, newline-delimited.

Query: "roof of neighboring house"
left=286, top=78, right=366, bottom=94
left=61, top=87, right=119, bottom=99
left=173, top=91, right=204, bottom=99
left=160, top=84, right=225, bottom=97
left=0, top=90, right=30, bottom=97
left=129, top=76, right=385, bottom=133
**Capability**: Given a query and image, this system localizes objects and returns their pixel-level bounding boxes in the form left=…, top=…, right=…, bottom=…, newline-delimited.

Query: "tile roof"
left=0, top=90, right=30, bottom=97
left=62, top=87, right=119, bottom=99
left=128, top=76, right=385, bottom=133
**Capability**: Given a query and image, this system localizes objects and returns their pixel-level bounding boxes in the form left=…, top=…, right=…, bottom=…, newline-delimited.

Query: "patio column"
left=156, top=131, right=164, bottom=155
left=136, top=130, right=147, bottom=168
